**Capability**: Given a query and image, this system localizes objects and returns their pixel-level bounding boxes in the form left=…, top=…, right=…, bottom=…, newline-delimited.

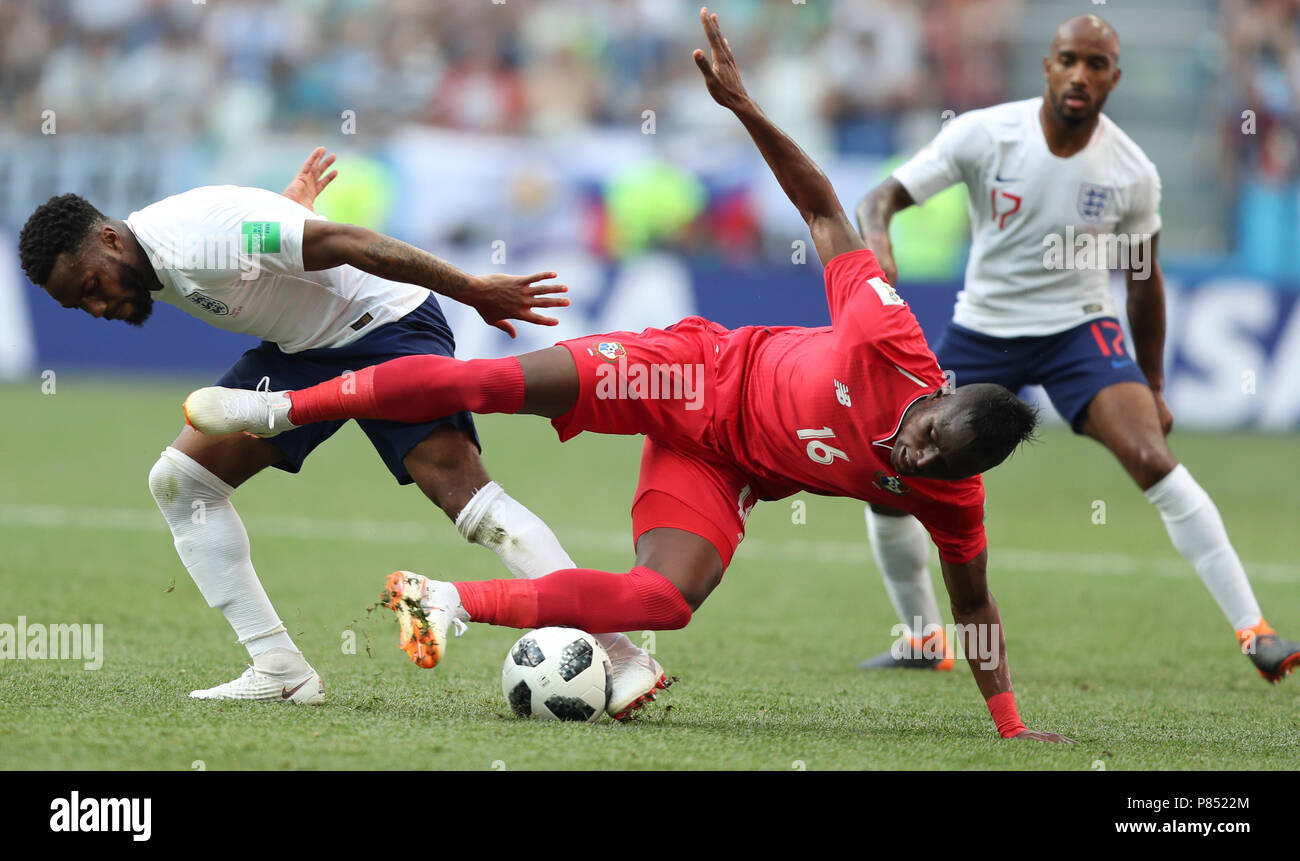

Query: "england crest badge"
left=1076, top=183, right=1113, bottom=223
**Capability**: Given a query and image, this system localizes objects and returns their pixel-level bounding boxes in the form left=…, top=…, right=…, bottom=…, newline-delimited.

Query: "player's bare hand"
left=1153, top=389, right=1174, bottom=436
left=281, top=146, right=338, bottom=212
left=466, top=271, right=570, bottom=338
left=1010, top=729, right=1077, bottom=743
left=692, top=7, right=749, bottom=111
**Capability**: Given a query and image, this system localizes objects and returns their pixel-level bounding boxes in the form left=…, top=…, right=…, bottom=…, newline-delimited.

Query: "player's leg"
left=383, top=525, right=714, bottom=718
left=163, top=340, right=359, bottom=703
left=148, top=425, right=325, bottom=703
left=858, top=502, right=952, bottom=670
left=1080, top=380, right=1300, bottom=681
left=861, top=322, right=1025, bottom=670
left=184, top=346, right=582, bottom=435
left=401, top=424, right=493, bottom=520
left=395, top=424, right=644, bottom=651
left=381, top=440, right=744, bottom=716
left=186, top=322, right=715, bottom=442
left=358, top=377, right=664, bottom=712
left=430, top=526, right=718, bottom=634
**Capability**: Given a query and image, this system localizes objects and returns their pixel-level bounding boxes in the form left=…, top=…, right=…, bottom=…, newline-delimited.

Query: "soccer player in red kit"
left=185, top=8, right=1071, bottom=741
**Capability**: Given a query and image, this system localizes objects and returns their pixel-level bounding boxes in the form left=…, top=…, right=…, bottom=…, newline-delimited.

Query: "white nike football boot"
left=189, top=647, right=324, bottom=705
left=183, top=376, right=296, bottom=437
left=602, top=633, right=672, bottom=721
left=383, top=571, right=469, bottom=669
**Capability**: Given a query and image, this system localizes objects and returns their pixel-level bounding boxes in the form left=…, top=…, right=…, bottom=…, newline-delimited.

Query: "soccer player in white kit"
left=17, top=150, right=669, bottom=715
left=853, top=15, right=1300, bottom=682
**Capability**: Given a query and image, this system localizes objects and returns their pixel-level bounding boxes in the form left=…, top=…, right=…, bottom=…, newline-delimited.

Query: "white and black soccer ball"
left=501, top=627, right=612, bottom=722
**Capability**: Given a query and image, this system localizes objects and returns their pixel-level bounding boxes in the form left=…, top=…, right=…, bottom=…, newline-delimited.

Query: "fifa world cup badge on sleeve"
left=241, top=221, right=281, bottom=253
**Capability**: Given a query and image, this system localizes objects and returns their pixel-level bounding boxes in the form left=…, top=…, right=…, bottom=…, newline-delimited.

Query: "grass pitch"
left=1, top=376, right=1298, bottom=770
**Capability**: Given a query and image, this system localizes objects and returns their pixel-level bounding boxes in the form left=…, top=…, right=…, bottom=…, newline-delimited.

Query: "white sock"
left=1143, top=464, right=1262, bottom=632
left=455, top=481, right=633, bottom=654
left=865, top=507, right=943, bottom=639
left=148, top=447, right=297, bottom=658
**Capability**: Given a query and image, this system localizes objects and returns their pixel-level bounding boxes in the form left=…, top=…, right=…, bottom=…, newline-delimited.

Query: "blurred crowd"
left=0, top=0, right=1019, bottom=151
left=1, top=0, right=1298, bottom=277
left=1219, top=0, right=1300, bottom=278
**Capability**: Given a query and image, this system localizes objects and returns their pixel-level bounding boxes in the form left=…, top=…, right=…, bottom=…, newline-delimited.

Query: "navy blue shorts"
left=934, top=317, right=1149, bottom=433
left=214, top=295, right=479, bottom=484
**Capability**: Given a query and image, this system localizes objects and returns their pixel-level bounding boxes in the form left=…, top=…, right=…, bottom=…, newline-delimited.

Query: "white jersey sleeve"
left=891, top=110, right=989, bottom=205
left=128, top=185, right=428, bottom=352
left=1115, top=156, right=1162, bottom=237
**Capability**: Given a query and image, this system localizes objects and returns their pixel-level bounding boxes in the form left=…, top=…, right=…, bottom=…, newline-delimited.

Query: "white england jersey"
left=892, top=97, right=1161, bottom=337
left=127, top=185, right=428, bottom=353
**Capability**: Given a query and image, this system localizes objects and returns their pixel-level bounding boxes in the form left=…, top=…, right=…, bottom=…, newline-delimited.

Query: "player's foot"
left=1241, top=628, right=1300, bottom=684
left=603, top=636, right=672, bottom=721
left=189, top=647, right=324, bottom=704
left=858, top=630, right=955, bottom=671
left=183, top=376, right=296, bottom=438
left=382, top=571, right=468, bottom=669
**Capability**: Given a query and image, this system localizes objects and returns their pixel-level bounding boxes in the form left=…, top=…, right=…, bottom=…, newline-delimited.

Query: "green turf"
left=1, top=376, right=1298, bottom=770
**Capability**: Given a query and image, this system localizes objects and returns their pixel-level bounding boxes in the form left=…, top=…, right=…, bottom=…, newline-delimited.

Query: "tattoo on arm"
left=360, top=235, right=471, bottom=295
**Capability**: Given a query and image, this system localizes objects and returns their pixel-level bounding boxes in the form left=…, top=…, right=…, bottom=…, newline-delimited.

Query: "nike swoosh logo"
left=995, top=174, right=1021, bottom=182
left=281, top=677, right=314, bottom=700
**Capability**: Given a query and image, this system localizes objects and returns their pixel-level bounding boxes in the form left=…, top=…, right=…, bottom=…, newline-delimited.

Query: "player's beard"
left=114, top=258, right=156, bottom=327
left=1049, top=86, right=1106, bottom=130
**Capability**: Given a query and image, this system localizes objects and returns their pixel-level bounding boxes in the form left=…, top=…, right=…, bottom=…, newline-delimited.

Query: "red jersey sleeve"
left=910, top=478, right=987, bottom=564
left=824, top=249, right=923, bottom=341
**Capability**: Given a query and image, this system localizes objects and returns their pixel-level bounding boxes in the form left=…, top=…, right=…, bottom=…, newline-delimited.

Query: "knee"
left=1131, top=444, right=1177, bottom=488
left=673, top=565, right=722, bottom=615
left=148, top=453, right=183, bottom=506
left=406, top=433, right=487, bottom=503
left=629, top=566, right=699, bottom=628
left=149, top=448, right=231, bottom=509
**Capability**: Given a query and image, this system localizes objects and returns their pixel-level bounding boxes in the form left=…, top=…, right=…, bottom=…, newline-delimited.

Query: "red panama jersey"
left=712, top=249, right=987, bottom=563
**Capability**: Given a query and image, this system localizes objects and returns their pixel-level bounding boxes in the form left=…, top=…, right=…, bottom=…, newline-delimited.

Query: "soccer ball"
left=502, top=627, right=612, bottom=722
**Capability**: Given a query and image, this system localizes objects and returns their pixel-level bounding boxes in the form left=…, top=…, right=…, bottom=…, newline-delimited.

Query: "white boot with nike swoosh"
left=189, top=646, right=324, bottom=705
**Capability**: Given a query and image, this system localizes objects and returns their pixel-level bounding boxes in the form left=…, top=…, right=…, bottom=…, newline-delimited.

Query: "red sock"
left=288, top=355, right=525, bottom=425
left=455, top=566, right=692, bottom=631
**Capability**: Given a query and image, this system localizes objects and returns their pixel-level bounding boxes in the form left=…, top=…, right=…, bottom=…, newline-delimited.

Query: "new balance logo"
left=834, top=379, right=851, bottom=407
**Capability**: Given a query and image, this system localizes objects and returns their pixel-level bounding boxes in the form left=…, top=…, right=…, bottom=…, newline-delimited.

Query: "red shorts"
left=550, top=319, right=724, bottom=447
left=552, top=320, right=754, bottom=567
left=630, top=439, right=755, bottom=567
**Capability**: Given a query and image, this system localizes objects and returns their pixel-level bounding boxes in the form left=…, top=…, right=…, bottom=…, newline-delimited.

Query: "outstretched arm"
left=301, top=220, right=568, bottom=338
left=940, top=551, right=1075, bottom=743
left=693, top=7, right=862, bottom=266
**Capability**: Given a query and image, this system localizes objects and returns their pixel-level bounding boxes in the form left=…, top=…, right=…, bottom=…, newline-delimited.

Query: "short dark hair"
left=18, top=193, right=105, bottom=286
left=957, top=383, right=1039, bottom=471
